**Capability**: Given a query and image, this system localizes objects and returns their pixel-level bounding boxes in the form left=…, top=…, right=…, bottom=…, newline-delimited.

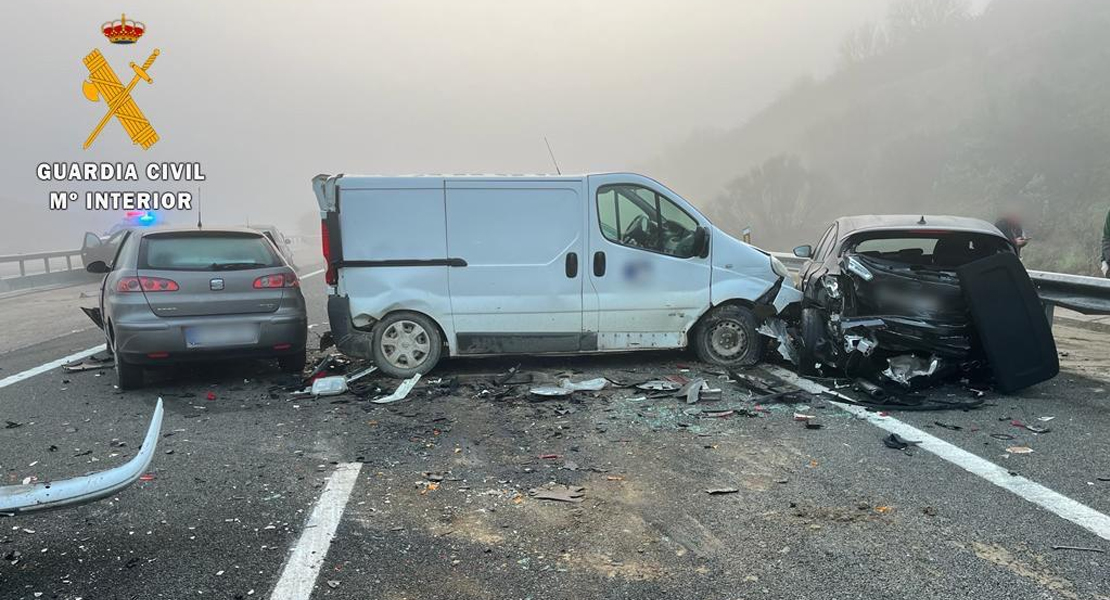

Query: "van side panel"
left=445, top=180, right=586, bottom=354
left=336, top=183, right=457, bottom=352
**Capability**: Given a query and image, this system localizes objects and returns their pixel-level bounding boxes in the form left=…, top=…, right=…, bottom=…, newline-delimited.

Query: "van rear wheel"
left=693, top=304, right=762, bottom=367
left=372, top=311, right=443, bottom=378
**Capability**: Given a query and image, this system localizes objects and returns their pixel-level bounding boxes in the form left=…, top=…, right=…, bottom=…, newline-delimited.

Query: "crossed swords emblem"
left=81, top=48, right=160, bottom=149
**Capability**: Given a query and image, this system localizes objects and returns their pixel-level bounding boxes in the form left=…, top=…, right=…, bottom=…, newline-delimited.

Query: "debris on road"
left=1005, top=446, right=1034, bottom=454
left=559, top=377, right=608, bottom=391
left=529, top=484, right=585, bottom=503
left=62, top=352, right=114, bottom=372
left=1050, top=545, right=1105, bottom=553
left=882, top=433, right=921, bottom=450
left=372, top=373, right=421, bottom=404
left=705, top=487, right=740, bottom=495
left=310, top=376, right=348, bottom=397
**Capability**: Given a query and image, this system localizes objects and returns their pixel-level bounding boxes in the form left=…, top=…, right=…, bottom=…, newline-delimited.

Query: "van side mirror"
left=793, top=245, right=813, bottom=259
left=693, top=226, right=710, bottom=258
left=86, top=260, right=110, bottom=274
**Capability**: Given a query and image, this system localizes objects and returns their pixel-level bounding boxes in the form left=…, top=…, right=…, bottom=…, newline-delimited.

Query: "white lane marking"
left=0, top=344, right=105, bottom=390
left=270, top=463, right=363, bottom=600
left=0, top=267, right=325, bottom=391
left=766, top=366, right=1110, bottom=543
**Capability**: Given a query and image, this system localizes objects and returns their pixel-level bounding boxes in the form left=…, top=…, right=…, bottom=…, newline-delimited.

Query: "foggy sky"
left=1, top=0, right=895, bottom=253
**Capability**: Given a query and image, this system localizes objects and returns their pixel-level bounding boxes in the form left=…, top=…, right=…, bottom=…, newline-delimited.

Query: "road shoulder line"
left=767, top=366, right=1110, bottom=543
left=0, top=344, right=105, bottom=390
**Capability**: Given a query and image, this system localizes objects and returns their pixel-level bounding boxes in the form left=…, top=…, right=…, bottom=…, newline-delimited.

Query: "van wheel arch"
left=370, top=310, right=449, bottom=378
left=690, top=301, right=764, bottom=367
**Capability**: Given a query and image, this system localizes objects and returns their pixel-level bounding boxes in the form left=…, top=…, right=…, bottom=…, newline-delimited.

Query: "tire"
left=798, top=307, right=825, bottom=376
left=113, top=341, right=144, bottom=391
left=693, top=304, right=762, bottom=367
left=278, top=348, right=307, bottom=373
left=371, top=311, right=443, bottom=378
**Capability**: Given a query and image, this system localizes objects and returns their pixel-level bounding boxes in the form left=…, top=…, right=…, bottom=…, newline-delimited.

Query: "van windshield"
left=139, top=232, right=281, bottom=271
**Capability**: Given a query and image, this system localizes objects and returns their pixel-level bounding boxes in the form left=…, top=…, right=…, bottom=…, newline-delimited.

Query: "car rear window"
left=849, top=232, right=1011, bottom=268
left=139, top=232, right=281, bottom=271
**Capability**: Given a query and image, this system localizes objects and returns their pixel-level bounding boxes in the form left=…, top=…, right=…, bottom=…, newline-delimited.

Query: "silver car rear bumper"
left=114, top=311, right=307, bottom=364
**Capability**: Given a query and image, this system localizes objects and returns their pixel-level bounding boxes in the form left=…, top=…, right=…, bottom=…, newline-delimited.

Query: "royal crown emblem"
left=101, top=13, right=145, bottom=44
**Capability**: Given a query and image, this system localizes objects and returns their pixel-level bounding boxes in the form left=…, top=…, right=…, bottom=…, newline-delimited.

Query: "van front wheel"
left=693, top=304, right=762, bottom=367
left=372, top=311, right=443, bottom=378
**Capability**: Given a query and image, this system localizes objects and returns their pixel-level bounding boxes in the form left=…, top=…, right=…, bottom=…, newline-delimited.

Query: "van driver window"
left=597, top=185, right=700, bottom=258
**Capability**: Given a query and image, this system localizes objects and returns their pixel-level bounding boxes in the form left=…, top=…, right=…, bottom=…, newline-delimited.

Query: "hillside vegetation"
left=649, top=0, right=1110, bottom=274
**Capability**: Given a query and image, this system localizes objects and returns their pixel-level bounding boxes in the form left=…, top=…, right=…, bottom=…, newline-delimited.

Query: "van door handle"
left=565, top=252, right=578, bottom=278
left=593, top=251, right=606, bottom=277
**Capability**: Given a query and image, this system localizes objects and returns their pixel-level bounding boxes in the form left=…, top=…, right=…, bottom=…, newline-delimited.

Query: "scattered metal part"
left=529, top=484, right=585, bottom=503
left=882, top=433, right=920, bottom=450
left=705, top=487, right=739, bottom=495
left=372, top=373, right=421, bottom=404
left=310, top=376, right=348, bottom=397
left=1051, top=545, right=1105, bottom=553
left=758, top=318, right=799, bottom=364
left=636, top=380, right=681, bottom=392
left=883, top=355, right=940, bottom=387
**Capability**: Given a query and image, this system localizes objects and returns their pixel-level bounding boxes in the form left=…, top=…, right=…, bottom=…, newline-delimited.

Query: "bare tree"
left=839, top=21, right=888, bottom=67
left=887, top=0, right=971, bottom=42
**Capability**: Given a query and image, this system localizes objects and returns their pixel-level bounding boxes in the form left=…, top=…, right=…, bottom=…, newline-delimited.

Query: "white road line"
left=766, top=365, right=1110, bottom=543
left=0, top=344, right=105, bottom=390
left=0, top=267, right=325, bottom=391
left=270, top=463, right=363, bottom=600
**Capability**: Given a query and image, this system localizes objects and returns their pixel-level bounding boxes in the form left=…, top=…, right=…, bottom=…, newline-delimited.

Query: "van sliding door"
left=445, top=179, right=587, bottom=354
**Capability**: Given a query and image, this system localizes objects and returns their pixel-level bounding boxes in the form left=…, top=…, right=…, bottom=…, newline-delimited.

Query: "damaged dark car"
left=792, top=215, right=1058, bottom=393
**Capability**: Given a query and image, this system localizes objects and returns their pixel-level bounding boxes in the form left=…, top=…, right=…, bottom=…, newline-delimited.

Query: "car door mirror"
left=83, top=232, right=101, bottom=249
left=793, top=245, right=813, bottom=259
left=693, top=226, right=710, bottom=258
left=86, top=260, right=110, bottom=274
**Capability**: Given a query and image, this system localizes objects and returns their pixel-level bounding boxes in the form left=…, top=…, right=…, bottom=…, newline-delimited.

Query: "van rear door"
left=445, top=178, right=587, bottom=354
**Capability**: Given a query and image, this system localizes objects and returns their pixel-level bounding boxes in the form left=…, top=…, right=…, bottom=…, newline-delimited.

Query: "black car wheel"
left=693, top=304, right=762, bottom=367
left=113, top=345, right=144, bottom=390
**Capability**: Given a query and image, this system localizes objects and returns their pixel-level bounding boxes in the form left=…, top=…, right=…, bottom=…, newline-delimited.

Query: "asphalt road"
left=1, top=270, right=1108, bottom=600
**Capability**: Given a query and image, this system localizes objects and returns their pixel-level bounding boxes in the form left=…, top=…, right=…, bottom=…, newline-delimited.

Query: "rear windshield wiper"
left=208, top=262, right=266, bottom=271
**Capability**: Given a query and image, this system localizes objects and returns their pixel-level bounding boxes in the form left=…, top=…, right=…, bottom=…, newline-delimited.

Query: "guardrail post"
left=66, top=255, right=73, bottom=271
left=43, top=257, right=50, bottom=274
left=18, top=259, right=25, bottom=277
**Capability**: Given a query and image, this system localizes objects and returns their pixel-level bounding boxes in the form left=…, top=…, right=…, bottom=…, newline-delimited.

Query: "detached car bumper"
left=1, top=400, right=162, bottom=516
left=114, top=312, right=307, bottom=365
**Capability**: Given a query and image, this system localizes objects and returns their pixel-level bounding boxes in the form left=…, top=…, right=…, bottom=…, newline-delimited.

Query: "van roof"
left=334, top=172, right=641, bottom=184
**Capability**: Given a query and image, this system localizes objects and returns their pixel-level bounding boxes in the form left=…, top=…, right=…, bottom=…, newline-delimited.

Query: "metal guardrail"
left=770, top=252, right=1110, bottom=316
left=0, top=248, right=84, bottom=278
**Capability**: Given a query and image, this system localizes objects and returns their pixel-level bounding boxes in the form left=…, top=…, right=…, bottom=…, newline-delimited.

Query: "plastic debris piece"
left=529, top=484, right=585, bottom=503
left=757, top=317, right=799, bottom=364
left=345, top=365, right=378, bottom=384
left=1006, top=446, right=1034, bottom=454
left=311, top=376, right=348, bottom=397
left=205, top=391, right=217, bottom=401
left=882, top=433, right=920, bottom=450
left=882, top=355, right=939, bottom=387
left=636, top=379, right=682, bottom=392
left=530, top=386, right=573, bottom=397
left=706, top=487, right=739, bottom=495
left=372, top=374, right=421, bottom=404
left=559, top=377, right=608, bottom=391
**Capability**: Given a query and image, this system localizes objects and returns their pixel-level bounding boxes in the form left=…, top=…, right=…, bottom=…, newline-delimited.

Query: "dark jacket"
left=995, top=218, right=1024, bottom=257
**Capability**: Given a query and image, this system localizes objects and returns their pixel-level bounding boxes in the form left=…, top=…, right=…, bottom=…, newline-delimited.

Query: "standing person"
left=1101, top=208, right=1110, bottom=277
left=995, top=211, right=1029, bottom=257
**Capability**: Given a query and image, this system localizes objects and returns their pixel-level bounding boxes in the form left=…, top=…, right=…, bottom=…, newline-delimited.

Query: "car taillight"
left=253, top=273, right=298, bottom=288
left=117, top=277, right=179, bottom=292
left=321, top=219, right=337, bottom=285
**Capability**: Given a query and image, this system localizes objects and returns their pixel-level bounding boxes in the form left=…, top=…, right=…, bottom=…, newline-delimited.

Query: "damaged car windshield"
left=848, top=232, right=1011, bottom=268
left=139, top=233, right=282, bottom=271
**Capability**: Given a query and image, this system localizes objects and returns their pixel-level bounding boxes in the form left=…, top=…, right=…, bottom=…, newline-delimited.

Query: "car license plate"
left=185, top=324, right=260, bottom=348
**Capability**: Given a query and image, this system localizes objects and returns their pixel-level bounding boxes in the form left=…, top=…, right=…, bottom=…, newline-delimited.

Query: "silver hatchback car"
left=86, top=227, right=308, bottom=390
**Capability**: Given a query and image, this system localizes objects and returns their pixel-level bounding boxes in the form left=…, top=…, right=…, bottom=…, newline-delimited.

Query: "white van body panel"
left=317, top=173, right=801, bottom=360
left=445, top=178, right=586, bottom=353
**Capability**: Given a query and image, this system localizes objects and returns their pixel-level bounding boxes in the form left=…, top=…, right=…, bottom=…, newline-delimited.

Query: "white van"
left=312, top=173, right=801, bottom=378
